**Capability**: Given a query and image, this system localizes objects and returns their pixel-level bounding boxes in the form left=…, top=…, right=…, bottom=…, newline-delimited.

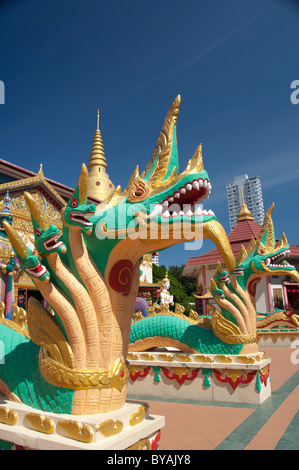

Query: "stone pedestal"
left=128, top=349, right=271, bottom=405
left=0, top=392, right=164, bottom=450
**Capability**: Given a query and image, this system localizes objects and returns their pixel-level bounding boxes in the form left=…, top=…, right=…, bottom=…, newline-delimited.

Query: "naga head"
left=24, top=192, right=67, bottom=255
left=87, top=96, right=235, bottom=273
left=2, top=221, right=50, bottom=281
left=233, top=203, right=299, bottom=290
left=61, top=164, right=96, bottom=235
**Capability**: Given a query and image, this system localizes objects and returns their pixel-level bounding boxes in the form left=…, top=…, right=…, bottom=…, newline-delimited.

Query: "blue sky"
left=0, top=0, right=298, bottom=267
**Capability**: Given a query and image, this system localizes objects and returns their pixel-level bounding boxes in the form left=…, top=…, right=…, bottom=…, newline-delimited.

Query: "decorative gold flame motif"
left=25, top=412, right=55, bottom=434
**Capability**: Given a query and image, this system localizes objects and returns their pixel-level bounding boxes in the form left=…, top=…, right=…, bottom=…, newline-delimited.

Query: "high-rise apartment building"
left=226, top=174, right=265, bottom=230
left=152, top=252, right=159, bottom=266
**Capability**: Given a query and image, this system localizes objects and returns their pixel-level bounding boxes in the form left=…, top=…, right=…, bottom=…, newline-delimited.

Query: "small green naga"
left=0, top=95, right=259, bottom=419
left=129, top=204, right=299, bottom=354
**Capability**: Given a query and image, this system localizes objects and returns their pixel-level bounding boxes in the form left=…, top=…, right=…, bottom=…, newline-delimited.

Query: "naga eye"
left=35, top=227, right=41, bottom=237
left=134, top=188, right=144, bottom=197
left=71, top=197, right=78, bottom=208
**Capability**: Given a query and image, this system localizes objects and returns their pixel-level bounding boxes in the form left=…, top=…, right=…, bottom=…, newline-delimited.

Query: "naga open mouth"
left=265, top=249, right=294, bottom=269
left=147, top=177, right=214, bottom=219
left=25, top=262, right=47, bottom=279
left=42, top=233, right=64, bottom=251
left=219, top=272, right=230, bottom=283
left=69, top=211, right=94, bottom=227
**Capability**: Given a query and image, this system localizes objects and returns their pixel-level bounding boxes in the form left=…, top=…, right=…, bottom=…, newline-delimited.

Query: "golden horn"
left=217, top=261, right=222, bottom=274
left=3, top=221, right=30, bottom=259
left=78, top=163, right=89, bottom=205
left=95, top=185, right=122, bottom=213
left=24, top=192, right=49, bottom=231
left=181, top=144, right=204, bottom=175
left=144, top=96, right=181, bottom=186
left=236, top=245, right=248, bottom=266
left=256, top=203, right=275, bottom=251
left=280, top=232, right=289, bottom=249
left=246, top=236, right=258, bottom=256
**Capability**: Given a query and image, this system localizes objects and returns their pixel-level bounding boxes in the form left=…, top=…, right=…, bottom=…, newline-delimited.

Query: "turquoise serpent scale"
left=129, top=315, right=243, bottom=355
left=0, top=324, right=74, bottom=413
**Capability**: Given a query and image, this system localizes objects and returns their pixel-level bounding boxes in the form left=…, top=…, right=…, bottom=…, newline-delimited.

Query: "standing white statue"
left=159, top=269, right=174, bottom=307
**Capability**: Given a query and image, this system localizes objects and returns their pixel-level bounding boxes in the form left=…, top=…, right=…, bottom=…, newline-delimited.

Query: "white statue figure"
left=159, top=269, right=174, bottom=307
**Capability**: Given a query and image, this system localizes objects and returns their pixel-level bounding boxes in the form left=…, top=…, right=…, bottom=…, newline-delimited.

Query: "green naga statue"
left=0, top=96, right=253, bottom=418
left=129, top=203, right=299, bottom=355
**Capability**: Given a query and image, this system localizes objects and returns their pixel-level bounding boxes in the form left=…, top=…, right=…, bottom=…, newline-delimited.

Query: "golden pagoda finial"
left=241, top=186, right=245, bottom=204
left=87, top=109, right=115, bottom=201
left=88, top=109, right=107, bottom=170
left=237, top=186, right=254, bottom=222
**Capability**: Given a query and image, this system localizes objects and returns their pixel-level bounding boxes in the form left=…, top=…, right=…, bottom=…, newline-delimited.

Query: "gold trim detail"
left=0, top=406, right=18, bottom=426
left=39, top=349, right=129, bottom=391
left=58, top=420, right=94, bottom=443
left=97, top=419, right=123, bottom=437
left=177, top=354, right=192, bottom=362
left=25, top=412, right=55, bottom=434
left=195, top=354, right=213, bottom=363
left=127, top=353, right=140, bottom=361
left=0, top=317, right=30, bottom=339
left=28, top=297, right=75, bottom=369
left=212, top=310, right=258, bottom=345
left=129, top=405, right=148, bottom=427
left=158, top=354, right=174, bottom=362
left=216, top=355, right=233, bottom=363
left=127, top=438, right=151, bottom=450
left=221, top=369, right=247, bottom=383
left=141, top=353, right=155, bottom=361
left=237, top=356, right=256, bottom=364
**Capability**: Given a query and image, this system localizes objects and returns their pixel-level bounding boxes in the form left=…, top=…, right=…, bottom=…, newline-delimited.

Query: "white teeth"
left=159, top=207, right=214, bottom=219
left=152, top=178, right=213, bottom=219
left=147, top=204, right=163, bottom=219
left=266, top=258, right=270, bottom=266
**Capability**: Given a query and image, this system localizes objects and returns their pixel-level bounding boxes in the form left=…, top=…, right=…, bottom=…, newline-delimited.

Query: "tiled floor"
left=129, top=347, right=299, bottom=450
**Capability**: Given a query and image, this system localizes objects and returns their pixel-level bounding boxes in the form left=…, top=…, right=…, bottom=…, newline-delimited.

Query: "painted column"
left=202, top=265, right=208, bottom=316
left=266, top=277, right=274, bottom=312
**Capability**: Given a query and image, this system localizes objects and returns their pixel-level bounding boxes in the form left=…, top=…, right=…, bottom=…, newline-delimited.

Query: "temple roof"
left=183, top=199, right=298, bottom=278
left=0, top=159, right=99, bottom=204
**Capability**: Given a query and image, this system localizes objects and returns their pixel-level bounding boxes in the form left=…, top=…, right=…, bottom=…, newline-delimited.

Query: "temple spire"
left=88, top=109, right=107, bottom=171
left=237, top=187, right=254, bottom=222
left=87, top=109, right=115, bottom=201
